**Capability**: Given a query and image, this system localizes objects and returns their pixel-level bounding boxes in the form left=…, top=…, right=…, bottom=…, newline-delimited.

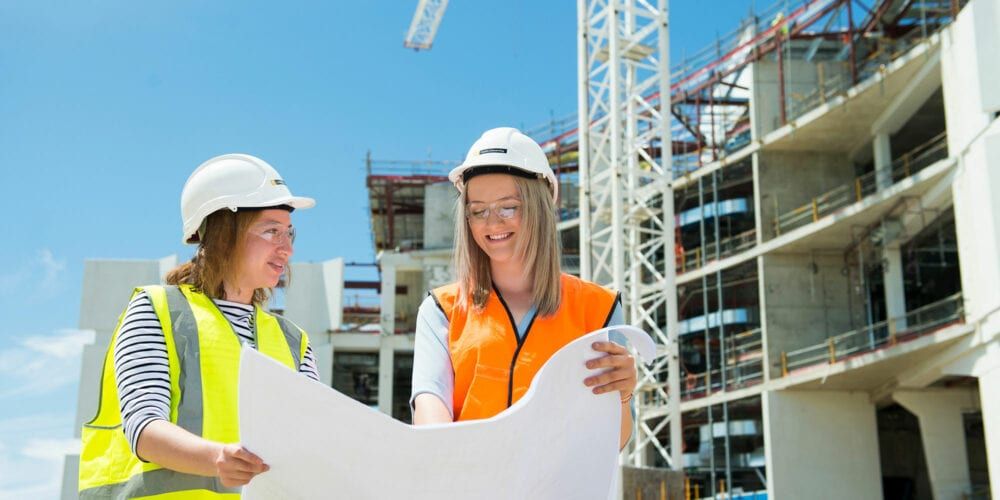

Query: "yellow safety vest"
left=79, top=284, right=309, bottom=499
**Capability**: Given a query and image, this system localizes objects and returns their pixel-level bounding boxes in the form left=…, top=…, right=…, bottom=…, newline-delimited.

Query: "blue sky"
left=0, top=1, right=756, bottom=497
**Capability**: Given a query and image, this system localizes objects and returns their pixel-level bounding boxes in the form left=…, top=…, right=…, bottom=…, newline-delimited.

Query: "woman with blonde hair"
left=79, top=154, right=318, bottom=498
left=411, top=127, right=637, bottom=448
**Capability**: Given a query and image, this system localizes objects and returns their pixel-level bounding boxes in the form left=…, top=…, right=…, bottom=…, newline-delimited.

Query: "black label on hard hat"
left=479, top=148, right=508, bottom=155
left=271, top=179, right=286, bottom=186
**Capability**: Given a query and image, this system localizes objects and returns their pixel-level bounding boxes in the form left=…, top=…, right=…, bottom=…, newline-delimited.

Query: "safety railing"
left=682, top=328, right=764, bottom=400
left=677, top=229, right=757, bottom=275
left=786, top=61, right=854, bottom=122
left=886, top=131, right=949, bottom=182
left=773, top=132, right=948, bottom=236
left=786, top=2, right=959, bottom=123
left=779, top=292, right=963, bottom=376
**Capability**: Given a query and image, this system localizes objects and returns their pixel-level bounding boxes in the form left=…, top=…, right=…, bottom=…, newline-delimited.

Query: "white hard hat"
left=180, top=153, right=316, bottom=244
left=449, top=127, right=558, bottom=202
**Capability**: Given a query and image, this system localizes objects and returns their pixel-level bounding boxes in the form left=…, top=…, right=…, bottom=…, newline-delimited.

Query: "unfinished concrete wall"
left=75, top=256, right=177, bottom=429
left=285, top=259, right=344, bottom=385
left=423, top=182, right=458, bottom=250
left=285, top=258, right=344, bottom=336
left=751, top=59, right=851, bottom=139
left=78, top=256, right=177, bottom=335
left=419, top=254, right=454, bottom=293
left=395, top=269, right=424, bottom=333
left=942, top=2, right=997, bottom=154
left=764, top=390, right=882, bottom=499
left=762, top=252, right=862, bottom=376
left=941, top=7, right=1000, bottom=491
left=756, top=150, right=854, bottom=241
left=951, top=131, right=1000, bottom=324
left=944, top=0, right=1000, bottom=330
left=970, top=0, right=1000, bottom=114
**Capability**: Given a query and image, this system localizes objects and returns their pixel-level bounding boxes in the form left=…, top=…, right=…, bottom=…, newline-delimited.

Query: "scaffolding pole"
left=714, top=170, right=733, bottom=497
left=578, top=0, right=681, bottom=470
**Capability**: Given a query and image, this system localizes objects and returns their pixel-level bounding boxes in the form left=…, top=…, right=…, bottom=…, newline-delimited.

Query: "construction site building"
left=598, top=0, right=997, bottom=498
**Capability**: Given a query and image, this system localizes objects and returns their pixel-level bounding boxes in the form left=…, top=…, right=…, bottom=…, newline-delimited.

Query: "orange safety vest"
left=432, top=273, right=619, bottom=421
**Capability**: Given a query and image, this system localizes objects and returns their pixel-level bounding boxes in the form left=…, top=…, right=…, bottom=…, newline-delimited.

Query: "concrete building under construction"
left=61, top=0, right=999, bottom=498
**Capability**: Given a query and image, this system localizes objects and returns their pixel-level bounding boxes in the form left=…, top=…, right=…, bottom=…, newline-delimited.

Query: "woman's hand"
left=135, top=421, right=270, bottom=484
left=583, top=341, right=637, bottom=401
left=215, top=444, right=269, bottom=488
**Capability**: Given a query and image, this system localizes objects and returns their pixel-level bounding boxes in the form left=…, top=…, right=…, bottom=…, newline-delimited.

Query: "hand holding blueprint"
left=239, top=325, right=655, bottom=499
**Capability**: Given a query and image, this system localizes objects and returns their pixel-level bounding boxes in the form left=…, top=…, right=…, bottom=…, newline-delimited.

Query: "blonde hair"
left=454, top=176, right=562, bottom=316
left=165, top=209, right=284, bottom=306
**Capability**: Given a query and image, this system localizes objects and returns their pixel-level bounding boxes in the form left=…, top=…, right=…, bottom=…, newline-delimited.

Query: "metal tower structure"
left=576, top=0, right=681, bottom=469
left=404, top=0, right=449, bottom=51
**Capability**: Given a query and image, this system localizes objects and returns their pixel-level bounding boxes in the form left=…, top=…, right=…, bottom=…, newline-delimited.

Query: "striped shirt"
left=113, top=290, right=319, bottom=458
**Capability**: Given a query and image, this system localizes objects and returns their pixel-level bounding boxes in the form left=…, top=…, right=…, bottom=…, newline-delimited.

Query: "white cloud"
left=0, top=414, right=70, bottom=440
left=0, top=327, right=89, bottom=499
left=0, top=268, right=28, bottom=290
left=36, top=248, right=67, bottom=298
left=0, top=421, right=70, bottom=500
left=0, top=248, right=68, bottom=300
left=0, top=482, right=58, bottom=500
left=22, top=329, right=94, bottom=359
left=0, top=329, right=94, bottom=401
left=21, top=438, right=79, bottom=461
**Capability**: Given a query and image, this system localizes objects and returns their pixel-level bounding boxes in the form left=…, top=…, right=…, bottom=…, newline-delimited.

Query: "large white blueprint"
left=238, top=325, right=655, bottom=500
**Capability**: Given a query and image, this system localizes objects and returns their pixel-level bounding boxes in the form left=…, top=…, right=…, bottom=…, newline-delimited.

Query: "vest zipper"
left=250, top=307, right=260, bottom=348
left=492, top=284, right=538, bottom=408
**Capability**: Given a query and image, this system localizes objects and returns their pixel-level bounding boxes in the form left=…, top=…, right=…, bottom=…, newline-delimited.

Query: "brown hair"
left=453, top=176, right=562, bottom=316
left=165, top=209, right=277, bottom=305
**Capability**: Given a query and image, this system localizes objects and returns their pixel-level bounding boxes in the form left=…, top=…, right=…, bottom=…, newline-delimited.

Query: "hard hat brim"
left=182, top=195, right=316, bottom=244
left=264, top=195, right=316, bottom=210
left=449, top=160, right=558, bottom=201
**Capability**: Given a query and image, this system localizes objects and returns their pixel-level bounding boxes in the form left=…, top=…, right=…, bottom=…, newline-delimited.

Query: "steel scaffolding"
left=577, top=0, right=682, bottom=469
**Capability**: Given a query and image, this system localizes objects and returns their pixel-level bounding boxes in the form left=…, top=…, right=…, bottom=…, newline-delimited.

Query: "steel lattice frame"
left=577, top=0, right=681, bottom=469
left=403, top=0, right=449, bottom=51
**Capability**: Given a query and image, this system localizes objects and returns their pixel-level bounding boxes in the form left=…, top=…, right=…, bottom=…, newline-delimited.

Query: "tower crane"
left=404, top=0, right=449, bottom=51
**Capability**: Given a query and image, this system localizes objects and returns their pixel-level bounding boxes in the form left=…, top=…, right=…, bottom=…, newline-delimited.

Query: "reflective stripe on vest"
left=433, top=273, right=618, bottom=421
left=79, top=284, right=308, bottom=499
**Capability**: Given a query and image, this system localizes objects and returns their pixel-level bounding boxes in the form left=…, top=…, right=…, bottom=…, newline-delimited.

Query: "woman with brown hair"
left=79, top=154, right=317, bottom=499
left=410, top=127, right=638, bottom=449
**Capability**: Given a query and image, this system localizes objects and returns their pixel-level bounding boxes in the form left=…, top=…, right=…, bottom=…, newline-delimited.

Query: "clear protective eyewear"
left=252, top=225, right=296, bottom=246
left=465, top=200, right=521, bottom=224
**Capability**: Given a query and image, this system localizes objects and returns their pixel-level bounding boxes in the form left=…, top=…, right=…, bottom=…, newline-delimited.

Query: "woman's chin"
left=255, top=275, right=282, bottom=289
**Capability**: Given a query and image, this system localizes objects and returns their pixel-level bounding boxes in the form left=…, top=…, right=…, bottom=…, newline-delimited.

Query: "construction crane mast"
left=404, top=0, right=449, bottom=51
left=577, top=0, right=681, bottom=470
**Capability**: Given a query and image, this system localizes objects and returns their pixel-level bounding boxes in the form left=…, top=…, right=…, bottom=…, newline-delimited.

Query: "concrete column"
left=284, top=258, right=344, bottom=335
left=315, top=340, right=334, bottom=387
left=380, top=262, right=397, bottom=336
left=764, top=390, right=882, bottom=499
left=60, top=456, right=79, bottom=500
left=894, top=390, right=976, bottom=500
left=944, top=343, right=1000, bottom=498
left=978, top=364, right=1000, bottom=498
left=883, top=246, right=907, bottom=331
left=377, top=340, right=395, bottom=416
left=874, top=133, right=893, bottom=191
